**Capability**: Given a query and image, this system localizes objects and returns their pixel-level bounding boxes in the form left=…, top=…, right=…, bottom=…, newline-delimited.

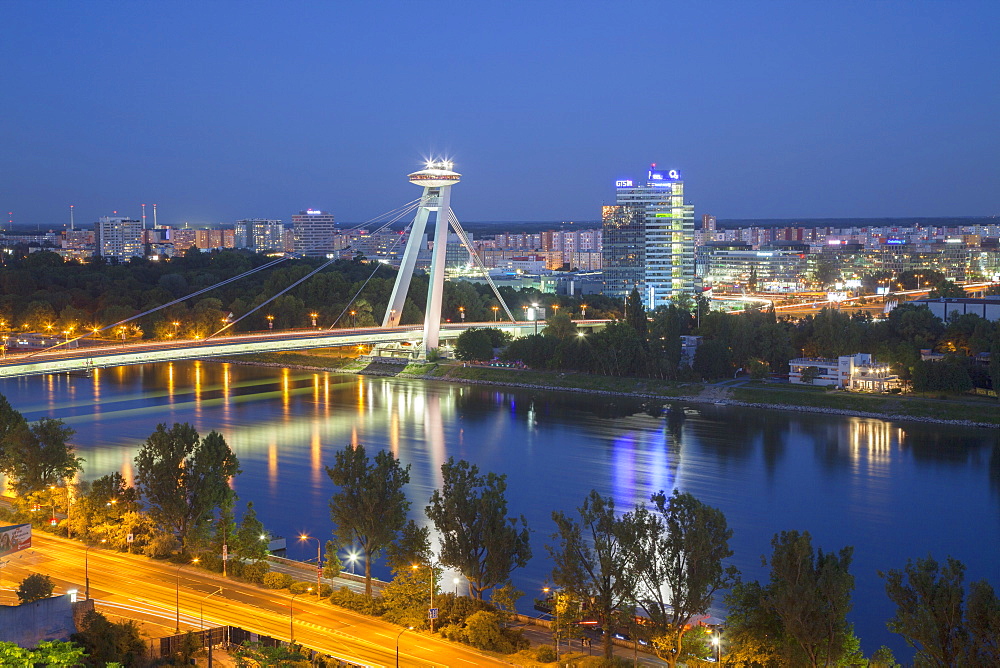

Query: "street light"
left=289, top=588, right=312, bottom=645
left=395, top=626, right=413, bottom=667
left=298, top=533, right=323, bottom=598
left=453, top=577, right=460, bottom=596
left=345, top=550, right=359, bottom=575
left=350, top=310, right=356, bottom=328
left=176, top=557, right=200, bottom=632
left=266, top=315, right=274, bottom=330
left=458, top=306, right=465, bottom=322
left=84, top=539, right=106, bottom=600
left=580, top=303, right=587, bottom=319
left=712, top=631, right=721, bottom=663
left=310, top=312, right=318, bottom=328
left=412, top=562, right=435, bottom=633
left=543, top=586, right=560, bottom=660
left=172, top=321, right=180, bottom=338
left=531, top=303, right=539, bottom=335
left=492, top=305, right=499, bottom=322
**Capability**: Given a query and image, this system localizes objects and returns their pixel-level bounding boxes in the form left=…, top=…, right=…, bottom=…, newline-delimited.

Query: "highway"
left=1, top=528, right=508, bottom=667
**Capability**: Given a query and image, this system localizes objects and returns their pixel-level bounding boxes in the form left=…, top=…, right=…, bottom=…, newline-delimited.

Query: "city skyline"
left=2, top=2, right=998, bottom=226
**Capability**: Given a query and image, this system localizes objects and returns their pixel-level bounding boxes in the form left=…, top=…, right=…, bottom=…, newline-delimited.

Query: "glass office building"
left=602, top=167, right=695, bottom=308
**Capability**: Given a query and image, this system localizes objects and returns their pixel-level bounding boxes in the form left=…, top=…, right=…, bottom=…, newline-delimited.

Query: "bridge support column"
left=382, top=161, right=462, bottom=359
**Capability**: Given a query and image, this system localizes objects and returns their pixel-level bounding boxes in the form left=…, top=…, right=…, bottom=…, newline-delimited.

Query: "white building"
left=292, top=209, right=336, bottom=257
left=789, top=353, right=901, bottom=391
left=94, top=216, right=143, bottom=261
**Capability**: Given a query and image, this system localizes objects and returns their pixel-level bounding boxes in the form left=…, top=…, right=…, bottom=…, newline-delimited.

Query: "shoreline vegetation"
left=217, top=350, right=1000, bottom=429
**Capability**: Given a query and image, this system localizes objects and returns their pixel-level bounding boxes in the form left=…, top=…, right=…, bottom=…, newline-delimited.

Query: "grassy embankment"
left=226, top=351, right=999, bottom=425
left=230, top=350, right=700, bottom=397
left=729, top=383, right=1000, bottom=425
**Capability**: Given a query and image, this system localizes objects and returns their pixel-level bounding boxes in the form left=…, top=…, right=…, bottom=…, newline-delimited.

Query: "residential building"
left=94, top=216, right=143, bottom=260
left=234, top=219, right=284, bottom=252
left=603, top=166, right=695, bottom=308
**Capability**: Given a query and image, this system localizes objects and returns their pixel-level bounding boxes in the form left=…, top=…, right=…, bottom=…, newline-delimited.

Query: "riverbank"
left=219, top=351, right=1000, bottom=428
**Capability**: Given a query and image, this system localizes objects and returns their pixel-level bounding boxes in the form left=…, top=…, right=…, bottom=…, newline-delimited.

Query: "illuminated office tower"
left=292, top=209, right=337, bottom=256
left=94, top=216, right=144, bottom=261
left=603, top=166, right=695, bottom=308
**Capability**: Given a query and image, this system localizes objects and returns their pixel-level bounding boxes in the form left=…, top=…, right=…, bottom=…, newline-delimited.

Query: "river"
left=2, top=360, right=998, bottom=659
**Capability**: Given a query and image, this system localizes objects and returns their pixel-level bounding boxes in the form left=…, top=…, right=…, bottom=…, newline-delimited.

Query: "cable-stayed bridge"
left=0, top=160, right=608, bottom=378
left=0, top=320, right=609, bottom=379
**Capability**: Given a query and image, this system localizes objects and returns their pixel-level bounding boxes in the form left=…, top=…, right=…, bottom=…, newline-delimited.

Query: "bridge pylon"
left=382, top=160, right=462, bottom=357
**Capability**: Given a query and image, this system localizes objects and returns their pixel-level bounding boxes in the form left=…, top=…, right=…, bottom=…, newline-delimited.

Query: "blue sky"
left=1, top=1, right=997, bottom=226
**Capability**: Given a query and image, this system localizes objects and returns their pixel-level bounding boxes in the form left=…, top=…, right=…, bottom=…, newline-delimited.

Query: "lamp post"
left=712, top=631, right=721, bottom=663
left=346, top=551, right=359, bottom=575
left=310, top=312, right=318, bottom=328
left=580, top=303, right=587, bottom=319
left=458, top=306, right=465, bottom=322
left=289, top=588, right=312, bottom=645
left=172, top=321, right=180, bottom=338
left=531, top=303, right=539, bottom=335
left=453, top=577, right=460, bottom=596
left=350, top=310, right=356, bottom=328
left=266, top=315, right=274, bottom=330
left=298, top=533, right=322, bottom=598
left=395, top=627, right=413, bottom=667
left=412, top=563, right=435, bottom=633
left=492, top=305, right=499, bottom=322
left=200, top=587, right=222, bottom=668
left=176, top=558, right=199, bottom=632
left=543, top=587, right=560, bottom=660
left=84, top=539, right=106, bottom=600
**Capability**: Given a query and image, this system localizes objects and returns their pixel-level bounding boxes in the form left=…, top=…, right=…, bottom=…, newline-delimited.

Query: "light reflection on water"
left=1, top=361, right=998, bottom=659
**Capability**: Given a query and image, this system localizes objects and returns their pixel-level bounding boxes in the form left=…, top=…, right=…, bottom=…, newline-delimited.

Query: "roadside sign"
left=0, top=524, right=31, bottom=557
left=222, top=544, right=227, bottom=559
left=429, top=607, right=438, bottom=620
left=127, top=533, right=135, bottom=543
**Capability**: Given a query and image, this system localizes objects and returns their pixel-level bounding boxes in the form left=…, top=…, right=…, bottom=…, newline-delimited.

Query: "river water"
left=2, top=360, right=998, bottom=658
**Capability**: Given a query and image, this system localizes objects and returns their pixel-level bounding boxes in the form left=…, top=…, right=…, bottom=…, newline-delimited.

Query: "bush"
left=240, top=560, right=270, bottom=584
left=143, top=532, right=179, bottom=559
left=462, top=610, right=528, bottom=653
left=197, top=553, right=225, bottom=573
left=263, top=572, right=294, bottom=589
left=436, top=592, right=495, bottom=627
left=289, top=581, right=314, bottom=594
left=329, top=586, right=386, bottom=616
left=536, top=645, right=557, bottom=662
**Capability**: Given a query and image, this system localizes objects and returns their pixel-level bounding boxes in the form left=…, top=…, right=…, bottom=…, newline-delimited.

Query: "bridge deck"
left=0, top=321, right=608, bottom=378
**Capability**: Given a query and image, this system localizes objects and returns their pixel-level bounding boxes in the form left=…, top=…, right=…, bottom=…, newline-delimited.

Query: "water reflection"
left=1, top=361, right=998, bottom=660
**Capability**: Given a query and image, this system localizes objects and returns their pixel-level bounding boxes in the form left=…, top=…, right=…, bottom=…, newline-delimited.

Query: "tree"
left=625, top=288, right=648, bottom=341
left=16, top=573, right=54, bottom=603
left=881, top=555, right=1000, bottom=667
left=541, top=312, right=578, bottom=340
left=455, top=328, right=494, bottom=362
left=638, top=490, right=738, bottom=668
left=426, top=458, right=531, bottom=601
left=71, top=609, right=146, bottom=667
left=0, top=417, right=82, bottom=495
left=764, top=531, right=859, bottom=667
left=134, top=423, right=241, bottom=550
left=929, top=280, right=966, bottom=299
left=327, top=443, right=411, bottom=596
left=550, top=490, right=644, bottom=660
left=232, top=501, right=269, bottom=563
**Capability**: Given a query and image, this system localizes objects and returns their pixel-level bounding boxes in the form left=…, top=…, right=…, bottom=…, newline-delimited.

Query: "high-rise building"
left=292, top=209, right=337, bottom=257
left=234, top=219, right=284, bottom=252
left=603, top=166, right=695, bottom=308
left=94, top=216, right=143, bottom=260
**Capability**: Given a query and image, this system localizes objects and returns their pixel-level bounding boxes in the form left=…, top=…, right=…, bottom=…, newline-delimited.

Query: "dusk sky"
left=2, top=1, right=997, bottom=227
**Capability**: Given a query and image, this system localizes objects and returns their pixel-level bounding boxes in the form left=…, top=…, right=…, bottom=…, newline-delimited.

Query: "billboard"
left=0, top=523, right=31, bottom=557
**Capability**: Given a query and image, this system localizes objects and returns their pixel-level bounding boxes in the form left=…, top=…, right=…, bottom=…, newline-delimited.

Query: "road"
left=1, top=529, right=508, bottom=667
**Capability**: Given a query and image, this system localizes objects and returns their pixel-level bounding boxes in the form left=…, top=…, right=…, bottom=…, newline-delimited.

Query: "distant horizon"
left=4, top=214, right=998, bottom=235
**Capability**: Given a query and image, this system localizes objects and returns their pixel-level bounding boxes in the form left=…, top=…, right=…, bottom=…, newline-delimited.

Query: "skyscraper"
left=94, top=216, right=143, bottom=261
left=602, top=166, right=695, bottom=308
left=292, top=209, right=336, bottom=257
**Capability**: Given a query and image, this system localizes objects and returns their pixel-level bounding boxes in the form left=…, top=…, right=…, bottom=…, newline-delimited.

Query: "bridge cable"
left=18, top=256, right=293, bottom=359
left=445, top=209, right=518, bottom=323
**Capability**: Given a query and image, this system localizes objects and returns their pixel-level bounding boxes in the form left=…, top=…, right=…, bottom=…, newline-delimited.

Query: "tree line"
left=458, top=287, right=1000, bottom=394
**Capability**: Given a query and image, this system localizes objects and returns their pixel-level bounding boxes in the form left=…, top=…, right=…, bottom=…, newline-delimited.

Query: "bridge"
left=0, top=320, right=609, bottom=379
left=0, top=160, right=608, bottom=379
